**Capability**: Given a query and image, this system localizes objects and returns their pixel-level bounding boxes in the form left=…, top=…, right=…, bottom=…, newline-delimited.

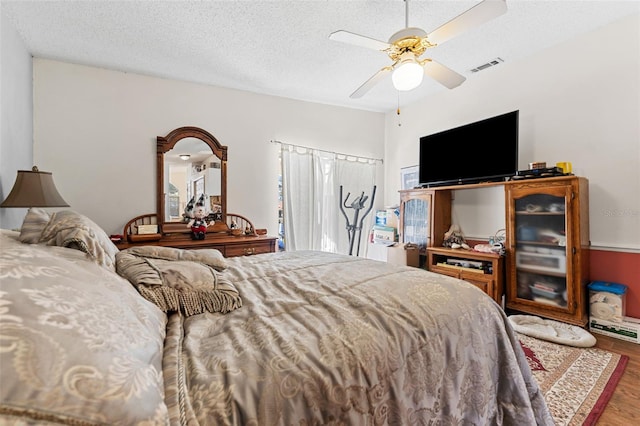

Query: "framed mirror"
left=157, top=127, right=227, bottom=234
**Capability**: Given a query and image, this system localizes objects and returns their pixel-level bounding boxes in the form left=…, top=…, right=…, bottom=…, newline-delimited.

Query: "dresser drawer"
left=225, top=241, right=274, bottom=257
left=463, top=276, right=492, bottom=294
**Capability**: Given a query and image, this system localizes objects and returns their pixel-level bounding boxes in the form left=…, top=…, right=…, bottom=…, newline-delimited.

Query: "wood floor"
left=591, top=333, right=640, bottom=425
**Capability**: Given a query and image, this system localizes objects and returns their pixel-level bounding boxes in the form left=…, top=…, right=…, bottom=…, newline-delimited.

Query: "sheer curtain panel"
left=281, top=143, right=377, bottom=255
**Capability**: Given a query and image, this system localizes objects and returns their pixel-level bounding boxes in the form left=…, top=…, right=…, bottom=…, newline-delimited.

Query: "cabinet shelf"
left=515, top=212, right=565, bottom=216
left=531, top=297, right=567, bottom=308
left=516, top=241, right=566, bottom=248
left=516, top=267, right=567, bottom=278
left=436, top=262, right=487, bottom=275
left=427, top=247, right=504, bottom=305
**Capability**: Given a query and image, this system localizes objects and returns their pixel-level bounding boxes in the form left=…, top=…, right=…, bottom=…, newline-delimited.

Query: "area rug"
left=518, top=333, right=629, bottom=426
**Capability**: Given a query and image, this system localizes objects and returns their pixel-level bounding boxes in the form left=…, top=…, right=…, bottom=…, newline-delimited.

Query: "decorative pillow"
left=0, top=230, right=169, bottom=425
left=116, top=247, right=240, bottom=316
left=18, top=207, right=51, bottom=243
left=39, top=210, right=119, bottom=271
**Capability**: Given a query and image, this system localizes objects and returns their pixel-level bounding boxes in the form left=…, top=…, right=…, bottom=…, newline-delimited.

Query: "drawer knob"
left=243, top=248, right=256, bottom=255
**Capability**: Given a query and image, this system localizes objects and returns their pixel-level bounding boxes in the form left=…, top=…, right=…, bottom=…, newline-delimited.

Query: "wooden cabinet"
left=427, top=247, right=504, bottom=305
left=505, top=176, right=589, bottom=326
left=399, top=189, right=451, bottom=256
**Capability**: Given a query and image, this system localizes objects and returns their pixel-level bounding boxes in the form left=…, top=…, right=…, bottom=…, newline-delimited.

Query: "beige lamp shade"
left=0, top=166, right=69, bottom=207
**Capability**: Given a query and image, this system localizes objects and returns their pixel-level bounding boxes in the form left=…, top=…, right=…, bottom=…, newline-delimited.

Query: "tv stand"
left=401, top=175, right=590, bottom=326
left=418, top=176, right=511, bottom=189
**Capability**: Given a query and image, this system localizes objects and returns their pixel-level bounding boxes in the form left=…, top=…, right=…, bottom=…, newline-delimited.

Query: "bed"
left=0, top=209, right=553, bottom=425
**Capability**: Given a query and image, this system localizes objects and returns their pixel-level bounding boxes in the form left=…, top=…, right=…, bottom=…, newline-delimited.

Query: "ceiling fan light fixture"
left=392, top=55, right=424, bottom=91
left=331, top=0, right=507, bottom=97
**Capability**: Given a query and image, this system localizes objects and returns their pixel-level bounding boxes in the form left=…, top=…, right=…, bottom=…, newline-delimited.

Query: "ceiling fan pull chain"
left=396, top=92, right=402, bottom=127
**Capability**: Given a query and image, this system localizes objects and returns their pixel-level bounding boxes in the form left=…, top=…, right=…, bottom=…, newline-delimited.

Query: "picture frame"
left=400, top=165, right=419, bottom=190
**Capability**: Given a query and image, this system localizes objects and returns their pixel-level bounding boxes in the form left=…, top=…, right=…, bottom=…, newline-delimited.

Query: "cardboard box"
left=365, top=242, right=388, bottom=262
left=372, top=225, right=397, bottom=245
left=365, top=243, right=419, bottom=267
left=589, top=316, right=640, bottom=344
left=387, top=243, right=419, bottom=267
left=137, top=224, right=158, bottom=235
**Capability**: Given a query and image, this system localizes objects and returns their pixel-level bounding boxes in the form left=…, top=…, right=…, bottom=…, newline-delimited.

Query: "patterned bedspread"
left=163, top=250, right=554, bottom=425
left=0, top=227, right=552, bottom=425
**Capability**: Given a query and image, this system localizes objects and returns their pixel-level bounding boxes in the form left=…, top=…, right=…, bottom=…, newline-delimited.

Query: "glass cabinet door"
left=506, top=177, right=589, bottom=326
left=402, top=196, right=430, bottom=251
left=513, top=191, right=570, bottom=308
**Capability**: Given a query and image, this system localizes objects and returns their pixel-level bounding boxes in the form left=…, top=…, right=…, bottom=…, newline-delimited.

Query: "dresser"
left=118, top=212, right=277, bottom=257
left=120, top=126, right=279, bottom=258
left=116, top=233, right=277, bottom=257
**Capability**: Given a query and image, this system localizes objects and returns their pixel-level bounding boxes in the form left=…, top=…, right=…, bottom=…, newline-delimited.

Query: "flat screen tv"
left=418, top=110, right=519, bottom=187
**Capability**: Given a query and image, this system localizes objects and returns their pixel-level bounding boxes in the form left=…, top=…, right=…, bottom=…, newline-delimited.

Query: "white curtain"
left=281, top=144, right=377, bottom=256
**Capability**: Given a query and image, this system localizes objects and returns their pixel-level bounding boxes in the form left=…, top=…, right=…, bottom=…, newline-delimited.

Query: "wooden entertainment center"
left=399, top=175, right=590, bottom=326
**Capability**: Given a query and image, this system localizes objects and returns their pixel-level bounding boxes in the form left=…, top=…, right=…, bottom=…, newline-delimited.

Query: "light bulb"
left=392, top=54, right=424, bottom=91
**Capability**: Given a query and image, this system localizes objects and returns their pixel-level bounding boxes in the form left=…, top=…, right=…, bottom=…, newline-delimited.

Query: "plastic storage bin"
left=588, top=281, right=627, bottom=323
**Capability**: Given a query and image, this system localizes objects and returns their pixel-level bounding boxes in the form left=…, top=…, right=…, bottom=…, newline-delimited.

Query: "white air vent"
left=470, top=57, right=504, bottom=73
left=210, top=162, right=221, bottom=169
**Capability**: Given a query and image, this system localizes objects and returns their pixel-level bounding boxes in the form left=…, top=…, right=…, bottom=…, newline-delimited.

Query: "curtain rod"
left=270, top=140, right=383, bottom=164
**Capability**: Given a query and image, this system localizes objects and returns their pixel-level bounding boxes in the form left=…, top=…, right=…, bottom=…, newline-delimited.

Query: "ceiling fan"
left=329, top=0, right=507, bottom=98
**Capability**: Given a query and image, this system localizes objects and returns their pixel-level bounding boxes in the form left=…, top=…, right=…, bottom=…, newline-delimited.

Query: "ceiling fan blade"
left=350, top=67, right=393, bottom=98
left=329, top=30, right=390, bottom=51
left=423, top=60, right=466, bottom=89
left=427, top=0, right=507, bottom=46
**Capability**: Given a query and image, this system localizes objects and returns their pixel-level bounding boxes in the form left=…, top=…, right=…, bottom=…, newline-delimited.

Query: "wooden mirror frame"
left=157, top=126, right=227, bottom=234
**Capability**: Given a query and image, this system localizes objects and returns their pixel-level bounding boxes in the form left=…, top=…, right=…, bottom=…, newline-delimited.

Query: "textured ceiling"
left=3, top=0, right=639, bottom=112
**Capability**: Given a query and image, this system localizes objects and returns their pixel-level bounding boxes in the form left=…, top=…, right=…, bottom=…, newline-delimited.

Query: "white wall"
left=0, top=11, right=33, bottom=230
left=384, top=14, right=640, bottom=251
left=33, top=60, right=385, bottom=235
